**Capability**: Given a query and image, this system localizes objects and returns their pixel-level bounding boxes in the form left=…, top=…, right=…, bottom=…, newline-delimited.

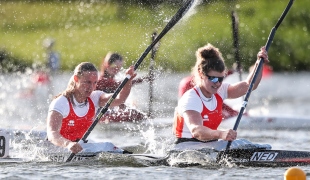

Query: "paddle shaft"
left=66, top=0, right=195, bottom=162
left=226, top=0, right=295, bottom=150
left=231, top=10, right=242, bottom=82
left=147, top=31, right=160, bottom=119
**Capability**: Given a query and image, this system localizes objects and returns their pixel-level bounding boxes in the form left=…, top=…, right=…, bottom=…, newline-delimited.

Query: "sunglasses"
left=206, top=74, right=225, bottom=83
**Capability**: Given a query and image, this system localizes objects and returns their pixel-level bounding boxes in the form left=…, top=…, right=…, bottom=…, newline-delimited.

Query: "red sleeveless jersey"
left=174, top=88, right=223, bottom=138
left=60, top=97, right=95, bottom=141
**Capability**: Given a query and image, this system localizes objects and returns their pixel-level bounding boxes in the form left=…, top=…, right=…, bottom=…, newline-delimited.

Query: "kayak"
left=0, top=129, right=131, bottom=163
left=131, top=139, right=310, bottom=167
left=45, top=142, right=128, bottom=162
left=2, top=129, right=310, bottom=167
left=99, top=108, right=147, bottom=123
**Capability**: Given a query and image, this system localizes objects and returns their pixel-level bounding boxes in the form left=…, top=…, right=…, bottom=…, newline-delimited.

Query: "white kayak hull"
left=3, top=129, right=310, bottom=167
left=0, top=157, right=28, bottom=163
left=0, top=129, right=129, bottom=163
left=0, top=129, right=310, bottom=167
left=132, top=139, right=310, bottom=167
left=44, top=142, right=126, bottom=162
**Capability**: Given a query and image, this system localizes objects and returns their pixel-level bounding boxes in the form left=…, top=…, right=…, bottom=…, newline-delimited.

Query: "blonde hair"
left=56, top=62, right=98, bottom=105
left=192, top=43, right=226, bottom=85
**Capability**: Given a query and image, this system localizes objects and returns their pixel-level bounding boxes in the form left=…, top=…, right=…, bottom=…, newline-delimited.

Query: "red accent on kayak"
left=278, top=158, right=310, bottom=163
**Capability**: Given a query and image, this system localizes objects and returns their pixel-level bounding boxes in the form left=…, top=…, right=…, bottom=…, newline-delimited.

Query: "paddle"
left=231, top=10, right=242, bottom=82
left=225, top=0, right=295, bottom=151
left=65, top=0, right=196, bottom=162
left=147, top=31, right=160, bottom=119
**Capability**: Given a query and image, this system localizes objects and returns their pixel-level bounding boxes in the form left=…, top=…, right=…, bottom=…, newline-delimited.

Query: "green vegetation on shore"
left=0, top=0, right=309, bottom=72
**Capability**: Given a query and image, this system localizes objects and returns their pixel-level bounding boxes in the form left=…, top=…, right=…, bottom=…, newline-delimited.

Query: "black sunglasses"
left=206, top=75, right=225, bottom=83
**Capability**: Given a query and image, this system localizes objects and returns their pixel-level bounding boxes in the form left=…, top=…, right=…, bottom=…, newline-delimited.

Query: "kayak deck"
left=218, top=149, right=310, bottom=167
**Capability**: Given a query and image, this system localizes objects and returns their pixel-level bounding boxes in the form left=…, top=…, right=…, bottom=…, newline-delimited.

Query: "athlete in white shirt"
left=173, top=43, right=269, bottom=144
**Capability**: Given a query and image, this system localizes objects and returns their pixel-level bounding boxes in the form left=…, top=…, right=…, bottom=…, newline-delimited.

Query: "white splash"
left=181, top=0, right=203, bottom=22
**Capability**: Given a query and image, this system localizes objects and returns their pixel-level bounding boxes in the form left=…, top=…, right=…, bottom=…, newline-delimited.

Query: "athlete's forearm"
left=111, top=80, right=132, bottom=106
left=246, top=61, right=263, bottom=91
left=191, top=125, right=221, bottom=141
left=47, top=131, right=72, bottom=148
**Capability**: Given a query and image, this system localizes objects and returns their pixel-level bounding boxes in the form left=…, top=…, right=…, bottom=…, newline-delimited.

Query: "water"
left=1, top=71, right=310, bottom=179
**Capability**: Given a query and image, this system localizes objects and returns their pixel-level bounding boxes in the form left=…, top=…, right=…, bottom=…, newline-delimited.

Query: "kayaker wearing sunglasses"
left=173, top=43, right=269, bottom=144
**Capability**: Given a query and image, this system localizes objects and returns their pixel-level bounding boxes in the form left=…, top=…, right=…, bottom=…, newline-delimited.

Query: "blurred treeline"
left=0, top=0, right=309, bottom=73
